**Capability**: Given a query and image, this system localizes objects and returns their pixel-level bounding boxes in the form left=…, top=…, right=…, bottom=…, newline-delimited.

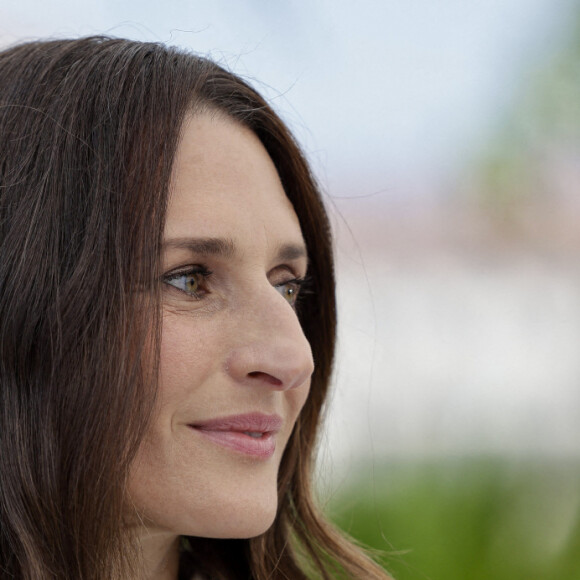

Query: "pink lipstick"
left=189, top=413, right=283, bottom=458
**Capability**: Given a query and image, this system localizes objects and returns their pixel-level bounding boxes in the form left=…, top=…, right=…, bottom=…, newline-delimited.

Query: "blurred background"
left=2, top=1, right=579, bottom=577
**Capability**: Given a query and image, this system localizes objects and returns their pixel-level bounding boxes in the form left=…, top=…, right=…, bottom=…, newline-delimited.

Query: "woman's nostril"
left=247, top=371, right=283, bottom=387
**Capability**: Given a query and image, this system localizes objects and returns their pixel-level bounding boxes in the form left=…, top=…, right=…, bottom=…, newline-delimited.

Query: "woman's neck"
left=137, top=529, right=180, bottom=580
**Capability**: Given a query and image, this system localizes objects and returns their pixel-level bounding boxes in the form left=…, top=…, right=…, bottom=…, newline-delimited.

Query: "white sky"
left=0, top=0, right=575, bottom=198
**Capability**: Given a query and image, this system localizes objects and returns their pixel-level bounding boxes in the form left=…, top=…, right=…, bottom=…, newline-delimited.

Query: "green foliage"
left=327, top=457, right=580, bottom=580
left=472, top=2, right=580, bottom=214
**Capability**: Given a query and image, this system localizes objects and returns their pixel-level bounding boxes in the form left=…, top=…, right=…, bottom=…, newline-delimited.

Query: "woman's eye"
left=275, top=278, right=305, bottom=307
left=163, top=268, right=211, bottom=298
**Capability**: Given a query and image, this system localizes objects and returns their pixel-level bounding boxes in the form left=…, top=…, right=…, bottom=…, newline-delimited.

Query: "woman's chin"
left=193, top=502, right=277, bottom=539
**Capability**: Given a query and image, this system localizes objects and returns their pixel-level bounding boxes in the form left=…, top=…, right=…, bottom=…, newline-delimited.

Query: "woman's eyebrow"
left=163, top=237, right=236, bottom=258
left=163, top=237, right=307, bottom=263
left=273, top=242, right=308, bottom=263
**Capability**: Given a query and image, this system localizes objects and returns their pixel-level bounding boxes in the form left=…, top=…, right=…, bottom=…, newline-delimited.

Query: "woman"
left=0, top=37, right=392, bottom=579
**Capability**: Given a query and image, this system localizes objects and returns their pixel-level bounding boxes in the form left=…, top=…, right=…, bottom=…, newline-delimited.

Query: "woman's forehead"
left=165, top=113, right=306, bottom=256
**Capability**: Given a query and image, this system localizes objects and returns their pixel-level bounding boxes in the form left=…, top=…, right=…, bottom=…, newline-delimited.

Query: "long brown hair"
left=0, top=37, right=391, bottom=579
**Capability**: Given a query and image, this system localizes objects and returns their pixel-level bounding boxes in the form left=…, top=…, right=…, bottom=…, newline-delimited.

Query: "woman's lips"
left=189, top=413, right=283, bottom=458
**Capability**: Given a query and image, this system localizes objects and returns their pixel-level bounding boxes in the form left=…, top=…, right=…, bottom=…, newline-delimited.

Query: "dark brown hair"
left=0, top=37, right=391, bottom=579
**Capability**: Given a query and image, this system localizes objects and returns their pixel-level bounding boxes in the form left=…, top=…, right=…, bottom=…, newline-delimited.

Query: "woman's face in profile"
left=128, top=113, right=314, bottom=541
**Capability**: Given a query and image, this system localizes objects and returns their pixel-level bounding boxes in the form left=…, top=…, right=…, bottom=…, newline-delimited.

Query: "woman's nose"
left=224, top=290, right=314, bottom=391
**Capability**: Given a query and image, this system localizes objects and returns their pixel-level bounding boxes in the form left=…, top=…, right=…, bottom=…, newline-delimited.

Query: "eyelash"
left=163, top=266, right=212, bottom=299
left=274, top=276, right=308, bottom=308
left=162, top=266, right=310, bottom=308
